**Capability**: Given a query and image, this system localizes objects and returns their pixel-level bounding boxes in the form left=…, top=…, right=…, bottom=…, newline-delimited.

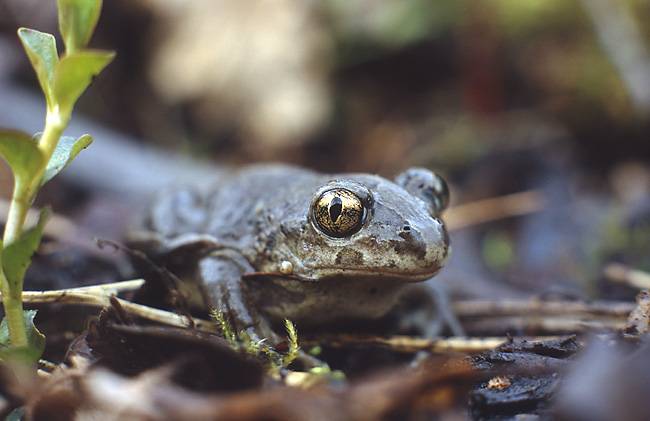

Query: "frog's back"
left=135, top=164, right=318, bottom=247
left=203, top=164, right=322, bottom=248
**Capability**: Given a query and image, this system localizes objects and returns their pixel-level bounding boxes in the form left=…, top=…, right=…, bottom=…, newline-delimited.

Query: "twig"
left=453, top=299, right=634, bottom=318
left=62, top=279, right=145, bottom=295
left=462, top=316, right=625, bottom=335
left=304, top=335, right=562, bottom=354
left=445, top=190, right=545, bottom=231
left=603, top=263, right=650, bottom=290
left=1, top=289, right=217, bottom=333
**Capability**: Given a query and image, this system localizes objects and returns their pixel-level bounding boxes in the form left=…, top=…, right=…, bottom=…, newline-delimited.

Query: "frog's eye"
left=312, top=188, right=365, bottom=238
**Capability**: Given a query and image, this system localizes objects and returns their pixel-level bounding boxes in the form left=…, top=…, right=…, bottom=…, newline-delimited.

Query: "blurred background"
left=1, top=0, right=650, bottom=307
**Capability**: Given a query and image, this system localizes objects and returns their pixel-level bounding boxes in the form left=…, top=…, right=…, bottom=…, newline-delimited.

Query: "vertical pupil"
left=328, top=196, right=343, bottom=222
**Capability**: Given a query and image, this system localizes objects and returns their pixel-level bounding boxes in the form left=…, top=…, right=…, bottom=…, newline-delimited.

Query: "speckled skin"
left=130, top=164, right=449, bottom=341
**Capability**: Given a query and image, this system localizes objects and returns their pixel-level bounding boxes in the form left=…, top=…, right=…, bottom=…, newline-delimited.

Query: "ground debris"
left=623, top=289, right=650, bottom=336
left=486, top=375, right=511, bottom=390
left=23, top=302, right=482, bottom=419
left=12, top=293, right=644, bottom=420
left=469, top=336, right=579, bottom=419
left=78, top=304, right=264, bottom=392
left=471, top=375, right=558, bottom=418
left=470, top=337, right=578, bottom=374
left=19, top=353, right=481, bottom=420
left=495, top=336, right=580, bottom=359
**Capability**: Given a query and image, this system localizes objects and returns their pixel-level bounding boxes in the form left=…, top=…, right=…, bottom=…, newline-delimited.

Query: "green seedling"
left=0, top=0, right=113, bottom=364
left=210, top=310, right=345, bottom=385
left=210, top=309, right=301, bottom=372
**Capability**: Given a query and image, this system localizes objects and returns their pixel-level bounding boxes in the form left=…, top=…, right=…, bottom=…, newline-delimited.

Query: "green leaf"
left=2, top=208, right=49, bottom=290
left=17, top=28, right=59, bottom=109
left=0, top=129, right=44, bottom=187
left=58, top=0, right=103, bottom=53
left=0, top=310, right=45, bottom=364
left=53, top=50, right=114, bottom=115
left=42, top=134, right=93, bottom=185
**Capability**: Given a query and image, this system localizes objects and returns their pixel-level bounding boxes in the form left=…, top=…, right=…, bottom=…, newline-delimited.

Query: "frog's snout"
left=399, top=217, right=449, bottom=277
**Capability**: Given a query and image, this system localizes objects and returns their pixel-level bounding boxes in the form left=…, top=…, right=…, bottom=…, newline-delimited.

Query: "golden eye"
left=312, top=189, right=365, bottom=238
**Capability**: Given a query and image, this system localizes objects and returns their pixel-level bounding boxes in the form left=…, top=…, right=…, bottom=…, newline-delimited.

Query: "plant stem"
left=0, top=108, right=67, bottom=348
left=1, top=181, right=30, bottom=347
left=0, top=273, right=27, bottom=347
left=3, top=184, right=29, bottom=246
left=38, top=109, right=67, bottom=165
left=2, top=110, right=65, bottom=246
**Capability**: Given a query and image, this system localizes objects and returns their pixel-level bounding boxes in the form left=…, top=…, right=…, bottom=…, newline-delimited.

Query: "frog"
left=128, top=164, right=451, bottom=345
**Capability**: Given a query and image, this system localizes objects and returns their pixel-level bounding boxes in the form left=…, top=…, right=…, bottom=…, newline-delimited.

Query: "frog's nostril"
left=399, top=224, right=412, bottom=239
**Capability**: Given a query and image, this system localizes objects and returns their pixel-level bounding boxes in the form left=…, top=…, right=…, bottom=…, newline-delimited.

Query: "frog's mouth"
left=242, top=267, right=440, bottom=283
left=310, top=267, right=441, bottom=282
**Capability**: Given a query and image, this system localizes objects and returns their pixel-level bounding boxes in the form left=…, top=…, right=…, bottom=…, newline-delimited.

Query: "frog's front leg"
left=198, top=251, right=323, bottom=369
left=197, top=250, right=277, bottom=344
left=397, top=281, right=465, bottom=338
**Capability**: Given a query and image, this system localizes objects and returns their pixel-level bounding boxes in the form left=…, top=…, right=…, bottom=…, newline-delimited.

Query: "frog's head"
left=274, top=168, right=450, bottom=283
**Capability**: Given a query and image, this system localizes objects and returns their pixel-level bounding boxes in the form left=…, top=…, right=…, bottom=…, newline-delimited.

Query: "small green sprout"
left=209, top=309, right=345, bottom=384
left=282, top=319, right=300, bottom=367
left=209, top=309, right=301, bottom=371
left=210, top=308, right=238, bottom=348
left=0, top=0, right=113, bottom=364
